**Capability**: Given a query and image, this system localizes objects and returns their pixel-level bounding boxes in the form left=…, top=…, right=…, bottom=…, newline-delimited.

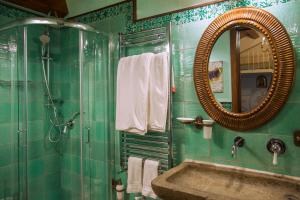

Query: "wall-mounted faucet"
left=267, top=138, right=286, bottom=165
left=231, top=136, right=245, bottom=158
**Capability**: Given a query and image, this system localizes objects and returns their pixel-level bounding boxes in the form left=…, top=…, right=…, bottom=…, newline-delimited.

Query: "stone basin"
left=152, top=161, right=300, bottom=200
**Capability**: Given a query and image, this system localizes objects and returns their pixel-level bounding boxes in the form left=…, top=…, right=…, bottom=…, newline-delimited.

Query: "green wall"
left=75, top=0, right=300, bottom=180
left=0, top=0, right=300, bottom=200
left=73, top=1, right=300, bottom=199
left=170, top=1, right=300, bottom=176
left=0, top=3, right=34, bottom=25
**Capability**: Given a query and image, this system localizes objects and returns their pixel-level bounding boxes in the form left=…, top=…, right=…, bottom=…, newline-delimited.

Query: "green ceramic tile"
left=61, top=171, right=72, bottom=191
left=268, top=103, right=300, bottom=135
left=28, top=159, right=44, bottom=178
left=0, top=123, right=17, bottom=146
left=45, top=189, right=62, bottom=200
left=182, top=19, right=211, bottom=49
left=90, top=160, right=108, bottom=180
left=0, top=103, right=12, bottom=123
left=184, top=76, right=198, bottom=102
left=44, top=155, right=60, bottom=175
left=44, top=173, right=61, bottom=191
left=0, top=144, right=17, bottom=167
left=70, top=174, right=81, bottom=195
left=0, top=163, right=18, bottom=187
left=90, top=141, right=107, bottom=161
left=70, top=155, right=81, bottom=174
left=62, top=189, right=72, bottom=200
left=27, top=120, right=45, bottom=141
left=0, top=87, right=11, bottom=103
left=171, top=25, right=185, bottom=50
left=182, top=48, right=196, bottom=76
left=184, top=102, right=207, bottom=118
left=90, top=121, right=106, bottom=142
left=27, top=101, right=45, bottom=121
left=28, top=140, right=46, bottom=159
left=172, top=102, right=184, bottom=117
left=172, top=76, right=185, bottom=102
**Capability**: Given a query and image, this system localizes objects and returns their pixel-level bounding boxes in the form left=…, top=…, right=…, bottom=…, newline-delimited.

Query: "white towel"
left=116, top=53, right=154, bottom=134
left=148, top=52, right=169, bottom=132
left=127, top=157, right=143, bottom=193
left=142, top=159, right=159, bottom=199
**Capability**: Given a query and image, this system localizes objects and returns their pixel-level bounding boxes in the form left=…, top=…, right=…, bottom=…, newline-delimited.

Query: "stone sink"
left=152, top=161, right=300, bottom=200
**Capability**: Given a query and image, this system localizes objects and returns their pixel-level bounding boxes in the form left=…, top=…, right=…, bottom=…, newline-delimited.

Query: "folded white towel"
left=142, top=159, right=159, bottom=199
left=148, top=52, right=169, bottom=132
left=115, top=53, right=154, bottom=134
left=127, top=157, right=143, bottom=193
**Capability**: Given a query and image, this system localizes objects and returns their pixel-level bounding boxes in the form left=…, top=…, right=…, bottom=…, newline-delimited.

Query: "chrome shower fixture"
left=39, top=32, right=50, bottom=46
left=63, top=112, right=81, bottom=134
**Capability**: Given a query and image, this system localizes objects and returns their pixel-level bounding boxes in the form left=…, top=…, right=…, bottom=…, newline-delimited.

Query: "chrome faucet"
left=267, top=138, right=286, bottom=165
left=231, top=136, right=245, bottom=158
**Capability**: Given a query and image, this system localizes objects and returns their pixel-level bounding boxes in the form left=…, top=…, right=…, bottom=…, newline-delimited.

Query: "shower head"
left=39, top=32, right=50, bottom=46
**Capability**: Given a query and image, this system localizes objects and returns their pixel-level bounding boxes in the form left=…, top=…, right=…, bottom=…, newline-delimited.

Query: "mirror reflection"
left=209, top=27, right=274, bottom=113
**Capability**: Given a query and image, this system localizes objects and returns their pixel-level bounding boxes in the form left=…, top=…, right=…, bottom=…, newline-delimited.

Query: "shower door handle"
left=17, top=129, right=26, bottom=135
left=86, top=127, right=90, bottom=143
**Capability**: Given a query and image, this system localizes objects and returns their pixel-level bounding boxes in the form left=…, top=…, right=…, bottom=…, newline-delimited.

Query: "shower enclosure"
left=0, top=18, right=112, bottom=200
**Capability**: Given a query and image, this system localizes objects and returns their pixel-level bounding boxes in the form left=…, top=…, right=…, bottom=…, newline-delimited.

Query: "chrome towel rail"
left=119, top=24, right=173, bottom=173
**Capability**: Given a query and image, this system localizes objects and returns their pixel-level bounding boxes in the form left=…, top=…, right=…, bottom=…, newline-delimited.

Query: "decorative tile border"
left=71, top=0, right=295, bottom=33
left=74, top=1, right=132, bottom=24
left=0, top=0, right=294, bottom=29
left=0, top=3, right=34, bottom=18
left=126, top=0, right=295, bottom=32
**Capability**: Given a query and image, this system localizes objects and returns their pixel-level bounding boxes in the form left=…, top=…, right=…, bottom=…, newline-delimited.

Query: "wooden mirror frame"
left=194, top=7, right=295, bottom=131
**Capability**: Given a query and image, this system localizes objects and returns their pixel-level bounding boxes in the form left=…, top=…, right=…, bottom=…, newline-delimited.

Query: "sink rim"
left=152, top=160, right=300, bottom=200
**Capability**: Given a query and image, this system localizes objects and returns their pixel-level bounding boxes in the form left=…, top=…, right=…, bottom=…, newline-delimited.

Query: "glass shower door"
left=81, top=31, right=111, bottom=200
left=0, top=27, right=26, bottom=200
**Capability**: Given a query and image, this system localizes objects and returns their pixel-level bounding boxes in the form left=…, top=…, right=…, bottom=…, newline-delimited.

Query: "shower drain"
left=284, top=194, right=299, bottom=200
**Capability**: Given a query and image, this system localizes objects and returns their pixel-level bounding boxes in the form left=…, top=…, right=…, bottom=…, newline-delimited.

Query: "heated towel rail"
left=119, top=24, right=173, bottom=173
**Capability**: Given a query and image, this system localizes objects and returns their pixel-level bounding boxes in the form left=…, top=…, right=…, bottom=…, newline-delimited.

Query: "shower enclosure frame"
left=0, top=17, right=107, bottom=200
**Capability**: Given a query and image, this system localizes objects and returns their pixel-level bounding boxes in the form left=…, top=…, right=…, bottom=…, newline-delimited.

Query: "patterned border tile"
left=75, top=1, right=132, bottom=24
left=0, top=3, right=34, bottom=18
left=1, top=0, right=292, bottom=33
left=126, top=0, right=295, bottom=32
left=71, top=0, right=295, bottom=33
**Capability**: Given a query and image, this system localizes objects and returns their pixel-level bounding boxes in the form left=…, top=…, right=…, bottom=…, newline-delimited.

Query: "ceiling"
left=6, top=0, right=69, bottom=17
left=5, top=0, right=125, bottom=18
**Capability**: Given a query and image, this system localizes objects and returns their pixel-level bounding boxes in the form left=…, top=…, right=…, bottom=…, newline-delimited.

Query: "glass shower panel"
left=0, top=20, right=108, bottom=200
left=81, top=31, right=110, bottom=200
left=59, top=27, right=83, bottom=200
left=25, top=25, right=63, bottom=200
left=0, top=27, right=24, bottom=200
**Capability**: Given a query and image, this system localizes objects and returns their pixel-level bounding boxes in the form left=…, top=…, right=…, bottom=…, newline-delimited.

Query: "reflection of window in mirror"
left=230, top=27, right=274, bottom=113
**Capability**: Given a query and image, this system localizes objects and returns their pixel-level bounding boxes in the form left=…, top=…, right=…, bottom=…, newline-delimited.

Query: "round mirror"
left=194, top=7, right=295, bottom=131
left=209, top=27, right=274, bottom=113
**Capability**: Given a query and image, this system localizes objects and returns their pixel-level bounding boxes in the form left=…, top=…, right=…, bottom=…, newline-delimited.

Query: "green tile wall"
left=0, top=6, right=35, bottom=199
left=0, top=3, right=35, bottom=26
left=26, top=26, right=63, bottom=200
left=0, top=0, right=299, bottom=200
left=169, top=1, right=300, bottom=177
left=74, top=0, right=300, bottom=199
left=0, top=28, right=22, bottom=200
